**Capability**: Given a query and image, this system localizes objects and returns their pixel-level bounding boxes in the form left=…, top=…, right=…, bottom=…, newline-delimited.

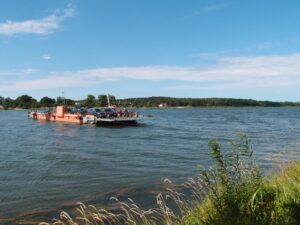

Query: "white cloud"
left=192, top=42, right=274, bottom=60
left=42, top=54, right=51, bottom=60
left=255, top=42, right=272, bottom=50
left=0, top=7, right=74, bottom=35
left=0, top=68, right=37, bottom=77
left=181, top=3, right=229, bottom=20
left=203, top=3, right=228, bottom=12
left=1, top=53, right=300, bottom=92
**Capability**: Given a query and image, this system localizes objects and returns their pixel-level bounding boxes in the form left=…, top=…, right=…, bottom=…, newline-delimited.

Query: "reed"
left=40, top=134, right=300, bottom=225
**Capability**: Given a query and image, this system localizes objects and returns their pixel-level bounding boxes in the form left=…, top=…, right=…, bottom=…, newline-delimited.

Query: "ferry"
left=29, top=106, right=143, bottom=126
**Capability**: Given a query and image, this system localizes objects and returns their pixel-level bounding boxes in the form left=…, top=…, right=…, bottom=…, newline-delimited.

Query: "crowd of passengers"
left=70, top=108, right=138, bottom=118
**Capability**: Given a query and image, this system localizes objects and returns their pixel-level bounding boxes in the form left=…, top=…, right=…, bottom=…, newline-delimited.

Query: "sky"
left=1, top=0, right=300, bottom=101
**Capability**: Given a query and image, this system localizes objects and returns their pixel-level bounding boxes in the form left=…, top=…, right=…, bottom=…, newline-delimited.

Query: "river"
left=1, top=108, right=300, bottom=224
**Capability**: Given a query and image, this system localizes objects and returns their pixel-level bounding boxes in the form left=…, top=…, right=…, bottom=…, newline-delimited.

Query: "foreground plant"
left=40, top=134, right=300, bottom=225
left=180, top=134, right=300, bottom=225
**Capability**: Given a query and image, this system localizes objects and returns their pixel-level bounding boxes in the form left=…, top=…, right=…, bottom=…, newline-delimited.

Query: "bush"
left=181, top=134, right=300, bottom=225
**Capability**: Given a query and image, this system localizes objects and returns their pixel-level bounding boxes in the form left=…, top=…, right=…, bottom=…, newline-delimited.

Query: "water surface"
left=1, top=108, right=300, bottom=223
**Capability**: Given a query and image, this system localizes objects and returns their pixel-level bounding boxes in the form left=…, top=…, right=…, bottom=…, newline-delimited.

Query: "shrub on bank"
left=179, top=135, right=300, bottom=225
left=40, top=135, right=300, bottom=225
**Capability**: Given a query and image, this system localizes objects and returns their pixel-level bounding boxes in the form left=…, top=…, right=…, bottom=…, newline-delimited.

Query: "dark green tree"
left=40, top=96, right=56, bottom=107
left=0, top=96, right=4, bottom=106
left=97, top=95, right=107, bottom=107
left=85, top=95, right=96, bottom=107
left=97, top=94, right=117, bottom=107
left=15, top=95, right=37, bottom=109
left=2, top=97, right=16, bottom=109
left=56, top=97, right=75, bottom=106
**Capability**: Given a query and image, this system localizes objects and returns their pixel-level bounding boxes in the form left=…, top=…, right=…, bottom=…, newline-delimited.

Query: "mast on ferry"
left=107, top=94, right=111, bottom=108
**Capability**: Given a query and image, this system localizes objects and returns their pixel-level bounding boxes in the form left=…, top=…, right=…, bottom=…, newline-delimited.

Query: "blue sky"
left=1, top=0, right=300, bottom=101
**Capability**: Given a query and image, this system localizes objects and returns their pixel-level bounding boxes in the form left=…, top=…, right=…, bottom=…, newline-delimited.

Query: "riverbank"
left=40, top=135, right=300, bottom=225
left=2, top=95, right=300, bottom=109
left=2, top=105, right=300, bottom=111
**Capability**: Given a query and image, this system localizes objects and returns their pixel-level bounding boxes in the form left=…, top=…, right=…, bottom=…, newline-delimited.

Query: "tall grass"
left=40, top=134, right=300, bottom=225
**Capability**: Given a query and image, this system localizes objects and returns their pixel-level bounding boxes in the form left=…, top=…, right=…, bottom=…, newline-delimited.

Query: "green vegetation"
left=39, top=96, right=56, bottom=107
left=0, top=95, right=75, bottom=109
left=40, top=135, right=300, bottom=225
left=118, top=97, right=300, bottom=108
left=179, top=136, right=300, bottom=225
left=1, top=94, right=300, bottom=109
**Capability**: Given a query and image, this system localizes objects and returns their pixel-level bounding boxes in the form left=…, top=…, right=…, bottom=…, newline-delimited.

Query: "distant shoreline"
left=2, top=105, right=300, bottom=111
left=1, top=95, right=300, bottom=109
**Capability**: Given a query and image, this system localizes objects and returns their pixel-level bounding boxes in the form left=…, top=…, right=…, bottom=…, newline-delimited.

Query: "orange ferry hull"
left=34, top=113, right=83, bottom=124
left=32, top=106, right=83, bottom=124
left=54, top=114, right=83, bottom=124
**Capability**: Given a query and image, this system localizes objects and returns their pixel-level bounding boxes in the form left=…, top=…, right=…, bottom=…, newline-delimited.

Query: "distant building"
left=0, top=105, right=4, bottom=110
left=158, top=103, right=168, bottom=108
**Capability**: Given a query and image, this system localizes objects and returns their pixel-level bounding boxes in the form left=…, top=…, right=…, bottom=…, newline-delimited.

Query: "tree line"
left=0, top=94, right=115, bottom=109
left=117, top=96, right=300, bottom=107
left=1, top=94, right=300, bottom=110
left=0, top=95, right=75, bottom=109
